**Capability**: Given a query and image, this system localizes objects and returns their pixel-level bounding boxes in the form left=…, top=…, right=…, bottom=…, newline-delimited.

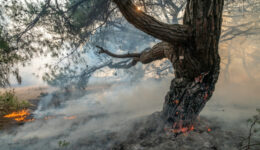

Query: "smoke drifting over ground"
left=0, top=79, right=169, bottom=150
left=1, top=32, right=259, bottom=150
left=0, top=74, right=259, bottom=149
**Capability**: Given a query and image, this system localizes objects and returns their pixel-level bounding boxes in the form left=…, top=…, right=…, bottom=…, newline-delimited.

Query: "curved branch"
left=96, top=45, right=141, bottom=58
left=97, top=42, right=170, bottom=65
left=112, top=0, right=191, bottom=43
left=138, top=42, right=168, bottom=64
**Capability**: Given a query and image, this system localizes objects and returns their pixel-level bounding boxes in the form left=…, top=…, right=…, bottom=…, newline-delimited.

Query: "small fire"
left=4, top=109, right=32, bottom=122
left=64, top=116, right=76, bottom=120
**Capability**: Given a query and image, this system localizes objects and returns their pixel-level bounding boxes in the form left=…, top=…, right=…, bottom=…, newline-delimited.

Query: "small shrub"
left=0, top=90, right=30, bottom=116
left=58, top=140, right=70, bottom=148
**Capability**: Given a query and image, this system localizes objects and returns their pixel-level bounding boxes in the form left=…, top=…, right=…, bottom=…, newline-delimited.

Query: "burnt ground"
left=72, top=112, right=253, bottom=150
left=1, top=111, right=252, bottom=150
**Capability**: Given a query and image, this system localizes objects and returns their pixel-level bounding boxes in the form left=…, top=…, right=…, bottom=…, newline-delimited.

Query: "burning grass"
left=0, top=91, right=32, bottom=129
left=3, top=109, right=34, bottom=122
left=0, top=90, right=30, bottom=116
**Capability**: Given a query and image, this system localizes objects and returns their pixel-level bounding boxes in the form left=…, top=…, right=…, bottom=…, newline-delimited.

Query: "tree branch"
left=97, top=42, right=170, bottom=66
left=96, top=45, right=141, bottom=58
left=112, top=0, right=191, bottom=43
left=138, top=42, right=168, bottom=64
left=16, top=0, right=51, bottom=42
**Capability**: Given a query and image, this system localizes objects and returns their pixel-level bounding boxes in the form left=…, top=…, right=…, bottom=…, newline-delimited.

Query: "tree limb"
left=97, top=42, right=170, bottom=65
left=96, top=45, right=141, bottom=58
left=112, top=0, right=191, bottom=43
left=16, top=0, right=51, bottom=42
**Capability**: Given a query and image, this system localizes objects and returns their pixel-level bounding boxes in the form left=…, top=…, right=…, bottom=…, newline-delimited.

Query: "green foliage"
left=0, top=28, right=11, bottom=58
left=0, top=0, right=112, bottom=87
left=0, top=37, right=10, bottom=53
left=68, top=0, right=109, bottom=29
left=58, top=140, right=70, bottom=149
left=0, top=90, right=30, bottom=116
left=0, top=27, right=22, bottom=87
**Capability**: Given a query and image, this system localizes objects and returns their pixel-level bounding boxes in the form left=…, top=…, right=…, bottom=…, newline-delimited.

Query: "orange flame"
left=4, top=109, right=32, bottom=122
left=64, top=116, right=76, bottom=120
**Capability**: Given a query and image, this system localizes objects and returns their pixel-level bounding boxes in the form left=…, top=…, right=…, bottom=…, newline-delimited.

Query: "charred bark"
left=104, top=0, right=224, bottom=132
left=162, top=0, right=224, bottom=129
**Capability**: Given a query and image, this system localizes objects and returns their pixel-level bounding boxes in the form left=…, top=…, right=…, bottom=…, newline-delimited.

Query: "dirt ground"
left=0, top=86, right=51, bottom=101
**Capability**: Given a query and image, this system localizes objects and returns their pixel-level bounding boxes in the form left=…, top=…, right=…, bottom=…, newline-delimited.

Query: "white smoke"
left=1, top=74, right=259, bottom=149
left=0, top=79, right=170, bottom=150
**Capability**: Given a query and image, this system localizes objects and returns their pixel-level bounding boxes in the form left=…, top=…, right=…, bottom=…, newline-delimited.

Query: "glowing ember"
left=137, top=6, right=142, bottom=11
left=204, top=93, right=208, bottom=100
left=170, top=126, right=193, bottom=134
left=170, top=122, right=195, bottom=134
left=64, top=116, right=76, bottom=120
left=190, top=125, right=195, bottom=131
left=173, top=100, right=179, bottom=104
left=4, top=109, right=32, bottom=122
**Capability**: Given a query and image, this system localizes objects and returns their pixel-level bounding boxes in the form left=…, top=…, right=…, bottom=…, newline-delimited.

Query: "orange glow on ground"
left=64, top=116, right=76, bottom=120
left=169, top=123, right=195, bottom=134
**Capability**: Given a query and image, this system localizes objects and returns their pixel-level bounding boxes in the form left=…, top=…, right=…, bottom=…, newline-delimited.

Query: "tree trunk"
left=162, top=0, right=224, bottom=130
left=110, top=0, right=224, bottom=132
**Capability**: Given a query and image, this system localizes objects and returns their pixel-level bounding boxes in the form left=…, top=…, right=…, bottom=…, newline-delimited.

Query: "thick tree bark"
left=162, top=0, right=224, bottom=130
left=107, top=0, right=224, bottom=133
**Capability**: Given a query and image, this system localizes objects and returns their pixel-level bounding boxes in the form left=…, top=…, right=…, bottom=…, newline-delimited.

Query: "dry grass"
left=0, top=86, right=53, bottom=101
